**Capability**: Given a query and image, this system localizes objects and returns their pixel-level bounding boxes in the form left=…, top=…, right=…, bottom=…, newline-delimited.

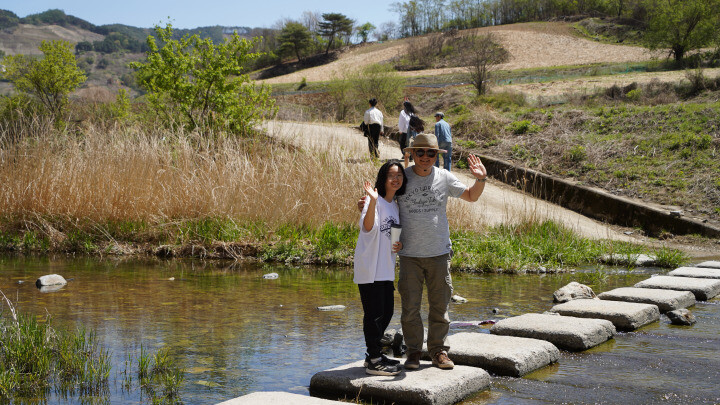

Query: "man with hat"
left=434, top=112, right=453, bottom=171
left=396, top=133, right=487, bottom=370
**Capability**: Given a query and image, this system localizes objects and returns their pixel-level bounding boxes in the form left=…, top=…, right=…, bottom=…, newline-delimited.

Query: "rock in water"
left=35, top=274, right=67, bottom=289
left=263, top=273, right=279, bottom=279
left=666, top=309, right=696, bottom=326
left=452, top=294, right=468, bottom=303
left=553, top=281, right=596, bottom=303
left=317, top=305, right=346, bottom=311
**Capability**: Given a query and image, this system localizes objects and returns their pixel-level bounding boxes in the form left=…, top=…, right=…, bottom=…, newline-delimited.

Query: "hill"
left=260, top=22, right=661, bottom=85
left=0, top=8, right=257, bottom=56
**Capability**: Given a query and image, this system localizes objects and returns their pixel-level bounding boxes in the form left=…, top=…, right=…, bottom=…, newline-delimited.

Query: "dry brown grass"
left=0, top=121, right=372, bottom=229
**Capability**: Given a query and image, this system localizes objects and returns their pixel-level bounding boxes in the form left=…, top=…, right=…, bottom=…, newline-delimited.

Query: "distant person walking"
left=403, top=115, right=425, bottom=168
left=398, top=99, right=416, bottom=156
left=354, top=160, right=406, bottom=376
left=363, top=98, right=384, bottom=159
left=434, top=112, right=452, bottom=171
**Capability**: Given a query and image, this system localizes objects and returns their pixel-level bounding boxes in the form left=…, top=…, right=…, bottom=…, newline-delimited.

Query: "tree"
left=356, top=22, right=376, bottom=43
left=2, top=40, right=86, bottom=120
left=75, top=40, right=93, bottom=53
left=277, top=22, right=313, bottom=61
left=130, top=23, right=276, bottom=136
left=643, top=0, right=720, bottom=63
left=374, top=21, right=398, bottom=41
left=317, top=13, right=354, bottom=54
left=463, top=33, right=509, bottom=95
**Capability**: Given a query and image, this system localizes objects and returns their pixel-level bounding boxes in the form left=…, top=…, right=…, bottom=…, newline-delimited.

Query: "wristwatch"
left=476, top=177, right=487, bottom=182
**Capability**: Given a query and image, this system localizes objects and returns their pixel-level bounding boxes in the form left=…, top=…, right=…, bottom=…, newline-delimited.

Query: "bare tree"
left=463, top=33, right=509, bottom=95
left=374, top=21, right=398, bottom=41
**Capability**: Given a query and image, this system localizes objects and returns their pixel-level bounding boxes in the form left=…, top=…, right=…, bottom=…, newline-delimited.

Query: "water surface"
left=1, top=256, right=718, bottom=404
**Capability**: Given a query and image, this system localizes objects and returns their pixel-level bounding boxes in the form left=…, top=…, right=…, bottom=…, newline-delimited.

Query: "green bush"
left=131, top=23, right=276, bottom=136
left=507, top=120, right=540, bottom=135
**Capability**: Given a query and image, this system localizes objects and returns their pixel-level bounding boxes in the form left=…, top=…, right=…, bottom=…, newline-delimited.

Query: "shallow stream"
left=1, top=256, right=718, bottom=404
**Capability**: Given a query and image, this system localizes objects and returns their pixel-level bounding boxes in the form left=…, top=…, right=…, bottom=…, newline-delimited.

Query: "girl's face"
left=385, top=165, right=404, bottom=194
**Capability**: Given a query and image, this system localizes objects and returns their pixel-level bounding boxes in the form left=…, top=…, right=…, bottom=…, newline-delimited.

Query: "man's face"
left=435, top=115, right=441, bottom=122
left=412, top=148, right=437, bottom=170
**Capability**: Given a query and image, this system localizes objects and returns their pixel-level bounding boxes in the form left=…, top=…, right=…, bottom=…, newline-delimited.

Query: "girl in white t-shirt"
left=354, top=159, right=406, bottom=376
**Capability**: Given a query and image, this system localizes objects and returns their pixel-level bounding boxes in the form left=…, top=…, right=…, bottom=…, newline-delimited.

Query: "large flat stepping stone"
left=422, top=332, right=559, bottom=377
left=490, top=313, right=616, bottom=351
left=668, top=266, right=720, bottom=279
left=549, top=299, right=659, bottom=331
left=309, top=360, right=490, bottom=405
left=634, top=276, right=720, bottom=301
left=697, top=261, right=720, bottom=269
left=598, top=287, right=696, bottom=313
left=217, top=392, right=343, bottom=404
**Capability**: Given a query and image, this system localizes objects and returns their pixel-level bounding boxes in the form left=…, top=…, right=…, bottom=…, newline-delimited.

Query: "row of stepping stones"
left=221, top=261, right=720, bottom=405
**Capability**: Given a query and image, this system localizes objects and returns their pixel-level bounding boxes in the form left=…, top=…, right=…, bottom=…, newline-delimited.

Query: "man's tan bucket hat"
left=403, top=133, right=447, bottom=154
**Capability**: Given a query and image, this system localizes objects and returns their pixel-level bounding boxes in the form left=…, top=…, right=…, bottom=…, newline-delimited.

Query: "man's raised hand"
left=468, top=154, right=487, bottom=180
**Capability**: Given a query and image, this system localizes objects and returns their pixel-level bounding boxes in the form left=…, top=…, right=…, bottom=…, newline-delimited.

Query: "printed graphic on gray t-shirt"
left=398, top=167, right=466, bottom=258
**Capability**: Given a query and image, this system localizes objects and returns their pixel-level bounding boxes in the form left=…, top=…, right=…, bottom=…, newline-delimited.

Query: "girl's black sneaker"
left=365, top=358, right=401, bottom=376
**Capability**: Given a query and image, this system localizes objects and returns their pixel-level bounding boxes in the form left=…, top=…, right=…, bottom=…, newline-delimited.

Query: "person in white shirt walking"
left=397, top=99, right=416, bottom=156
left=363, top=98, right=384, bottom=159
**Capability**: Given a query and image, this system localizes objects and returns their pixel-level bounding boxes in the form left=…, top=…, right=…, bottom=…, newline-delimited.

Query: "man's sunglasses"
left=414, top=149, right=437, bottom=158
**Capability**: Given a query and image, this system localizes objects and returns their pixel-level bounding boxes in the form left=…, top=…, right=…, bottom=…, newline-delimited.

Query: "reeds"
left=0, top=292, right=111, bottom=400
left=0, top=119, right=373, bottom=241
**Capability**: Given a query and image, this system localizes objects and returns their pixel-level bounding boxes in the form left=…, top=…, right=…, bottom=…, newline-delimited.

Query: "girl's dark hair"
left=374, top=159, right=407, bottom=198
left=403, top=101, right=416, bottom=115
left=409, top=115, right=424, bottom=133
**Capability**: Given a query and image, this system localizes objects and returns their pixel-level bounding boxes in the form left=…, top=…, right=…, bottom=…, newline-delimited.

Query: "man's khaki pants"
left=398, top=254, right=453, bottom=356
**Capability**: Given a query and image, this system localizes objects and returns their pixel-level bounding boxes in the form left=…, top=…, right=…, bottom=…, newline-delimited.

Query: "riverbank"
left=0, top=218, right=688, bottom=272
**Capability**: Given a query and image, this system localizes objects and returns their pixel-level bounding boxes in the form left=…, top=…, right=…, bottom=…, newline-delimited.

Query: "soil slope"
left=0, top=24, right=103, bottom=55
left=260, top=22, right=659, bottom=85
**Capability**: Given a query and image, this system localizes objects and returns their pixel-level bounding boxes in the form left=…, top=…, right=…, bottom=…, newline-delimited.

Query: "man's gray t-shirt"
left=398, top=166, right=467, bottom=258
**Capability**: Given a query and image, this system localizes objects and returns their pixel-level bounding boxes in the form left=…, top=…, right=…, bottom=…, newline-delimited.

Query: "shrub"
left=2, top=40, right=86, bottom=121
left=507, top=120, right=540, bottom=135
left=131, top=23, right=276, bottom=136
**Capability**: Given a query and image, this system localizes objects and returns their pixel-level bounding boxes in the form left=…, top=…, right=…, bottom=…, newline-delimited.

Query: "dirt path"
left=263, top=120, right=637, bottom=242
left=260, top=23, right=660, bottom=85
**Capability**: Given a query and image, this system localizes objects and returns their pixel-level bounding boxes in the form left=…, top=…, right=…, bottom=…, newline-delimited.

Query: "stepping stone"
left=422, top=332, right=559, bottom=377
left=668, top=267, right=720, bottom=279
left=490, top=313, right=616, bottom=351
left=217, top=392, right=343, bottom=404
left=598, top=287, right=696, bottom=313
left=697, top=261, right=720, bottom=269
left=634, top=276, right=720, bottom=301
left=549, top=299, right=659, bottom=331
left=309, top=360, right=490, bottom=405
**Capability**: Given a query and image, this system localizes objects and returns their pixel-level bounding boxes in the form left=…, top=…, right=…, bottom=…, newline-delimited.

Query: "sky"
left=4, top=0, right=400, bottom=30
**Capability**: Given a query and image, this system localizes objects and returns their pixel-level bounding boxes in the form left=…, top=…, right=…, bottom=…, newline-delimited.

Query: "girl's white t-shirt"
left=353, top=197, right=400, bottom=284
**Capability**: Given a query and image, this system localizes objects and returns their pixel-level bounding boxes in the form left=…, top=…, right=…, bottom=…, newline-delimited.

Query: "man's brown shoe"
left=404, top=351, right=421, bottom=370
left=432, top=351, right=454, bottom=369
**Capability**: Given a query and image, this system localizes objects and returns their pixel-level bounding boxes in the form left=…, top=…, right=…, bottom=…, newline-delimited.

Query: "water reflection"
left=0, top=256, right=718, bottom=404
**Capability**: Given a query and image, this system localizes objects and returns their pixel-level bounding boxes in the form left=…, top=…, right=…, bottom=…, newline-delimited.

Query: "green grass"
left=0, top=295, right=185, bottom=403
left=450, top=220, right=687, bottom=272
left=0, top=310, right=110, bottom=400
left=0, top=218, right=688, bottom=271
